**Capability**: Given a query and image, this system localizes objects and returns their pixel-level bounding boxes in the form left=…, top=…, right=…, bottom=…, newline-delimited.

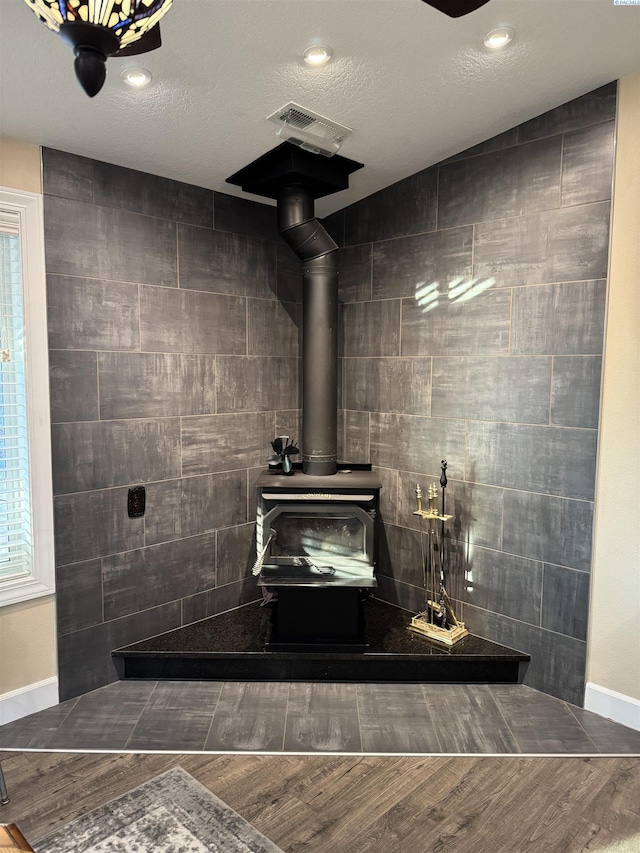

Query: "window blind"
left=0, top=209, right=32, bottom=584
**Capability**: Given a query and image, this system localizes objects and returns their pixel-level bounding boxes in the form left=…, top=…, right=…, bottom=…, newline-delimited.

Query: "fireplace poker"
left=252, top=527, right=277, bottom=576
left=440, top=460, right=448, bottom=590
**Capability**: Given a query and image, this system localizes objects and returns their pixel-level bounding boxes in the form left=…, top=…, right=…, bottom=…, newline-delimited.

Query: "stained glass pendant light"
left=22, top=0, right=173, bottom=97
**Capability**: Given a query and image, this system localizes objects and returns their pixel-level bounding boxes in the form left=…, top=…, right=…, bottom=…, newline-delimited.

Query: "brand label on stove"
left=262, top=493, right=375, bottom=502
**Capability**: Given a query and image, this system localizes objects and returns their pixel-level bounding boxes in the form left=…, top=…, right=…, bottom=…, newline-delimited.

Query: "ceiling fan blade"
left=421, top=0, right=491, bottom=17
left=113, top=24, right=162, bottom=57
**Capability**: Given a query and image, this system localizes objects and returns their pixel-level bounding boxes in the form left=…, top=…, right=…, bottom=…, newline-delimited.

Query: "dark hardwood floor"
left=1, top=751, right=639, bottom=852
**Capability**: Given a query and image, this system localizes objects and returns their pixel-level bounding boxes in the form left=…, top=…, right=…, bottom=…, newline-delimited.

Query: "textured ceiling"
left=1, top=0, right=639, bottom=216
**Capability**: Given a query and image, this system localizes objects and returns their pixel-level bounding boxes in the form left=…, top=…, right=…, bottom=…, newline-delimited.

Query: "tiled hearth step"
left=113, top=599, right=529, bottom=683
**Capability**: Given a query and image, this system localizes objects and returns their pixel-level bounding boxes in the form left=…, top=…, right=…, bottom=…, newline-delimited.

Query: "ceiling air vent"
left=267, top=102, right=352, bottom=157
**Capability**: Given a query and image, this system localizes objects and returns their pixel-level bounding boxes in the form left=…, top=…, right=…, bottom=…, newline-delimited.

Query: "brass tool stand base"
left=408, top=612, right=469, bottom=647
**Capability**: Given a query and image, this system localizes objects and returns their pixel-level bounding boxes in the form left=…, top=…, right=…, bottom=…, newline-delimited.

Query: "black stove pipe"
left=277, top=186, right=339, bottom=476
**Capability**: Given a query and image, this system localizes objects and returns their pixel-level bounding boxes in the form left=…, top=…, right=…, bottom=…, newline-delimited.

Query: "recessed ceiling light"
left=302, top=45, right=333, bottom=67
left=121, top=67, right=152, bottom=88
left=483, top=27, right=515, bottom=50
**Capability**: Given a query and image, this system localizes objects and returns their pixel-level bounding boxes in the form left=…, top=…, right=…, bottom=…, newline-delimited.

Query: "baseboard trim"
left=0, top=676, right=59, bottom=726
left=584, top=682, right=640, bottom=731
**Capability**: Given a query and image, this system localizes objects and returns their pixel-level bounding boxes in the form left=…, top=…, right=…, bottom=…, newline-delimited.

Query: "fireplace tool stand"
left=409, top=461, right=468, bottom=647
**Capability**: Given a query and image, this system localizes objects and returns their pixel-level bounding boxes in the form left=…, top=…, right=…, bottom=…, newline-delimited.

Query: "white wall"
left=587, top=74, right=640, bottom=728
left=0, top=137, right=58, bottom=721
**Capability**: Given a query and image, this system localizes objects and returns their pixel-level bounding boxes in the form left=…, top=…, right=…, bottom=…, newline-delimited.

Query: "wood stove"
left=227, top=145, right=376, bottom=650
left=255, top=466, right=381, bottom=650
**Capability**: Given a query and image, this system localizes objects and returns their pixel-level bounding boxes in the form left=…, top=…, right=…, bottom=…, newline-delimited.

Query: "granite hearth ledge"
left=113, top=598, right=529, bottom=683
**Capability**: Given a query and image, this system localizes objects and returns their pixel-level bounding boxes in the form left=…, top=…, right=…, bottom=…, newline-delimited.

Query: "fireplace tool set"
left=409, top=460, right=468, bottom=647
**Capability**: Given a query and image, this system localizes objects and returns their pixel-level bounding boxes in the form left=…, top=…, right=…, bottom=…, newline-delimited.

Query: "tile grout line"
left=333, top=276, right=606, bottom=307
left=201, top=682, right=223, bottom=751
left=122, top=681, right=159, bottom=750
left=39, top=696, right=82, bottom=750
left=175, top=223, right=180, bottom=290
left=563, top=701, right=601, bottom=754
left=471, top=222, right=475, bottom=279
left=100, top=556, right=105, bottom=624
left=354, top=684, right=364, bottom=754
left=336, top=183, right=611, bottom=249
left=281, top=681, right=292, bottom=752
left=486, top=685, right=524, bottom=754
left=507, top=285, right=513, bottom=355
left=559, top=132, right=566, bottom=208
left=420, top=683, right=444, bottom=754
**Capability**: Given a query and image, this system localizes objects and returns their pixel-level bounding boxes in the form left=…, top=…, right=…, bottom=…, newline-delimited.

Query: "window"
left=0, top=188, right=54, bottom=606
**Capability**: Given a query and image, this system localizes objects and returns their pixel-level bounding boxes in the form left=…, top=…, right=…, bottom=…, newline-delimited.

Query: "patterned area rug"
left=35, top=766, right=285, bottom=853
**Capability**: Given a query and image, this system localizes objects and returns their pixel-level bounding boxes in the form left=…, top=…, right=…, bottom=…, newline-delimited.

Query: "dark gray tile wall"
left=144, top=470, right=247, bottom=546
left=502, top=490, right=593, bottom=572
left=550, top=357, right=602, bottom=429
left=437, top=136, right=562, bottom=229
left=96, top=353, right=216, bottom=419
left=372, top=226, right=473, bottom=300
left=336, top=83, right=616, bottom=704
left=56, top=604, right=181, bottom=700
left=370, top=413, right=466, bottom=475
left=102, top=533, right=216, bottom=620
left=338, top=244, right=372, bottom=303
left=561, top=122, right=615, bottom=206
left=473, top=205, right=610, bottom=289
left=215, top=356, right=300, bottom=412
left=177, top=225, right=276, bottom=298
left=49, top=350, right=99, bottom=422
left=44, top=150, right=300, bottom=700
left=213, top=191, right=278, bottom=241
left=45, top=83, right=614, bottom=705
left=51, top=418, right=182, bottom=494
left=343, top=410, right=370, bottom=464
left=511, top=280, right=607, bottom=355
left=44, top=196, right=178, bottom=287
left=139, top=287, right=246, bottom=355
left=401, top=288, right=512, bottom=356
left=344, top=167, right=438, bottom=245
left=343, top=357, right=431, bottom=415
left=465, top=422, right=598, bottom=500
left=47, top=275, right=140, bottom=351
left=431, top=356, right=552, bottom=423
left=517, top=82, right=616, bottom=142
left=247, top=299, right=299, bottom=357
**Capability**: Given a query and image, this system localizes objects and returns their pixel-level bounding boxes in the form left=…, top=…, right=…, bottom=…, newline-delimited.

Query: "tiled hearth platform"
left=113, top=598, right=529, bottom=683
